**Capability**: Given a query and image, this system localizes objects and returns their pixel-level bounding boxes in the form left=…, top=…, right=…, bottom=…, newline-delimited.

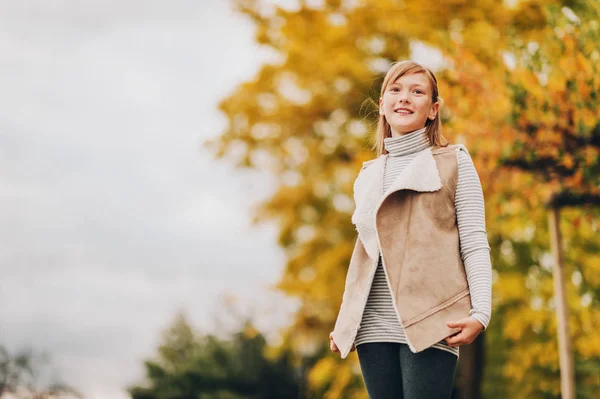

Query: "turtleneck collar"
left=384, top=127, right=430, bottom=157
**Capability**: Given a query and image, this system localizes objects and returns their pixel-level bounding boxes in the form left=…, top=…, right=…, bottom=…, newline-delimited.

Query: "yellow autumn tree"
left=205, top=0, right=599, bottom=397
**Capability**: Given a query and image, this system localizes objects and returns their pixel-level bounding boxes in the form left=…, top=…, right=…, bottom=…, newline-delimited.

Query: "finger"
left=329, top=333, right=337, bottom=352
left=330, top=341, right=340, bottom=353
left=447, top=332, right=475, bottom=346
left=445, top=332, right=467, bottom=346
left=446, top=319, right=466, bottom=328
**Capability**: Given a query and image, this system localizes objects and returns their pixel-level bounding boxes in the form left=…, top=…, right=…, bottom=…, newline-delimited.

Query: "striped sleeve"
left=455, top=149, right=493, bottom=329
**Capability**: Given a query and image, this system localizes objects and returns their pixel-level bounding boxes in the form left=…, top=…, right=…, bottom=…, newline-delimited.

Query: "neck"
left=384, top=127, right=430, bottom=157
left=391, top=126, right=425, bottom=138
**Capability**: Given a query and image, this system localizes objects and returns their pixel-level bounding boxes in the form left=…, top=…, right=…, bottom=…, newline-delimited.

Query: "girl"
left=329, top=60, right=492, bottom=398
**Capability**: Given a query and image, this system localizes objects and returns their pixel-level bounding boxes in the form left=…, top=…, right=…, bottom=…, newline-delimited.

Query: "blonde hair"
left=369, top=60, right=448, bottom=156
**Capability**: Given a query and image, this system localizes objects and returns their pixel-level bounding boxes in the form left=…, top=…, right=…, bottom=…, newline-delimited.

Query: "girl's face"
left=379, top=72, right=439, bottom=137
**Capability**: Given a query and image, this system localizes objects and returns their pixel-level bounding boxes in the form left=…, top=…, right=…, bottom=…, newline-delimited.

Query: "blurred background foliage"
left=0, top=345, right=81, bottom=399
left=131, top=0, right=600, bottom=398
left=128, top=314, right=301, bottom=399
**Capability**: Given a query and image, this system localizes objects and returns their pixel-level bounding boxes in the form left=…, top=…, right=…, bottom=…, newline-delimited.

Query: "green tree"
left=128, top=313, right=300, bottom=399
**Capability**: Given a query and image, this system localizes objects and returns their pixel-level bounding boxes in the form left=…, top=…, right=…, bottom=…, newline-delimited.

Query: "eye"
left=390, top=87, right=399, bottom=92
left=413, top=89, right=424, bottom=94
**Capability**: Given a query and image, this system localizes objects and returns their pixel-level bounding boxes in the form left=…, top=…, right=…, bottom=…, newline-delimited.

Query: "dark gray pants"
left=356, top=342, right=457, bottom=399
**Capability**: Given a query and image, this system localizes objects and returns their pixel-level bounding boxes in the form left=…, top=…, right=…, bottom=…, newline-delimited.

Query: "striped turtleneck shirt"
left=353, top=127, right=492, bottom=357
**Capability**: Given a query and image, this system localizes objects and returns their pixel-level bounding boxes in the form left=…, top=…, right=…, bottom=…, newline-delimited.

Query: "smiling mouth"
left=394, top=109, right=413, bottom=114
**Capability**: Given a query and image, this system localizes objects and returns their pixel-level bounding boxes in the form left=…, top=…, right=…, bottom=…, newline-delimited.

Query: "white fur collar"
left=350, top=146, right=446, bottom=260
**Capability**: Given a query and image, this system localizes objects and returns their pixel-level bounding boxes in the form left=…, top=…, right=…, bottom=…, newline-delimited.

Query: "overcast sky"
left=0, top=1, right=299, bottom=398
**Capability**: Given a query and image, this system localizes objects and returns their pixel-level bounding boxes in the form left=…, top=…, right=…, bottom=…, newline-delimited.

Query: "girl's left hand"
left=444, top=317, right=484, bottom=347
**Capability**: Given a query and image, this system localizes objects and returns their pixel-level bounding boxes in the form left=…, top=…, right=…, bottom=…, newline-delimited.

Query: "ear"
left=428, top=101, right=440, bottom=120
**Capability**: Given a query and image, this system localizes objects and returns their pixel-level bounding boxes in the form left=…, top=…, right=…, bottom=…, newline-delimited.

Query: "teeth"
left=395, top=110, right=411, bottom=114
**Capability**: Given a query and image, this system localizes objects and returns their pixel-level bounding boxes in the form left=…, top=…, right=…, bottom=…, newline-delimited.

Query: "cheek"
left=418, top=102, right=433, bottom=116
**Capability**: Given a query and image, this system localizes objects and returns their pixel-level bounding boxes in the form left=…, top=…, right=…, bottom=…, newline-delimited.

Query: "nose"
left=397, top=89, right=410, bottom=103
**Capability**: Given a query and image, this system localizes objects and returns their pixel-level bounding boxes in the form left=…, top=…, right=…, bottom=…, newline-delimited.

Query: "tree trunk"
left=453, top=332, right=485, bottom=399
left=548, top=207, right=575, bottom=399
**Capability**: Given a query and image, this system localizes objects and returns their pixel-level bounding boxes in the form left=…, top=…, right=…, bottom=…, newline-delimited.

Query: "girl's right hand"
left=329, top=332, right=340, bottom=353
left=329, top=332, right=355, bottom=354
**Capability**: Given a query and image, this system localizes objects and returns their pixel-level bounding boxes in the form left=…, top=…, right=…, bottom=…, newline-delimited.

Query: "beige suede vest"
left=331, top=144, right=471, bottom=359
